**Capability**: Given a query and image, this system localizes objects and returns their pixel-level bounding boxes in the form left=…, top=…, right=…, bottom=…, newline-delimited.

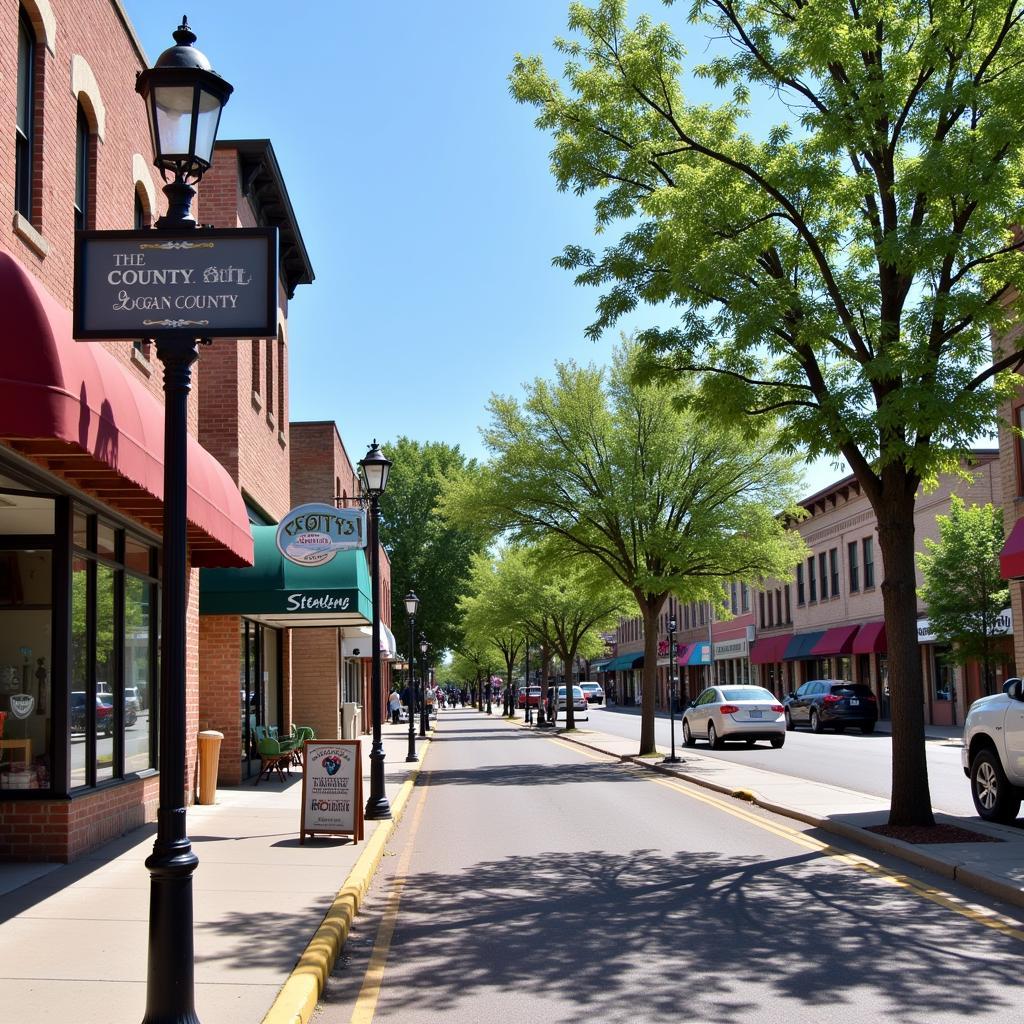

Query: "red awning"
left=0, top=251, right=252, bottom=568
left=750, top=634, right=792, bottom=665
left=851, top=621, right=887, bottom=654
left=1001, top=518, right=1024, bottom=580
left=810, top=625, right=860, bottom=656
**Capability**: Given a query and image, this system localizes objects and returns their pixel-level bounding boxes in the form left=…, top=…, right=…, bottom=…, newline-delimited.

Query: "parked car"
left=547, top=685, right=589, bottom=719
left=70, top=691, right=114, bottom=735
left=518, top=686, right=542, bottom=708
left=682, top=685, right=786, bottom=749
left=579, top=682, right=604, bottom=704
left=124, top=686, right=142, bottom=714
left=963, top=677, right=1024, bottom=822
left=783, top=680, right=878, bottom=733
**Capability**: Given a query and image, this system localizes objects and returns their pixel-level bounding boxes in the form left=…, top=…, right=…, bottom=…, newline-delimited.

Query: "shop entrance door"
left=240, top=620, right=282, bottom=781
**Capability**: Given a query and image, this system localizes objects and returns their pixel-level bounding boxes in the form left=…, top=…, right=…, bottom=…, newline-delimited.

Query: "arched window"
left=74, top=104, right=91, bottom=230
left=15, top=9, right=36, bottom=219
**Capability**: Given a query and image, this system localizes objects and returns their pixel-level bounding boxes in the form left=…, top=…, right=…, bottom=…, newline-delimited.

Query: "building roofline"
left=216, top=139, right=314, bottom=297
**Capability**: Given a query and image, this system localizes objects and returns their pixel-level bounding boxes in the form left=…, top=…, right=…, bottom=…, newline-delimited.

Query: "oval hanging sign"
left=276, top=504, right=366, bottom=566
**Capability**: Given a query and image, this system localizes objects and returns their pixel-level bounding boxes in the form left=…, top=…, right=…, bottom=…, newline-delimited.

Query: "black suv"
left=784, top=680, right=878, bottom=734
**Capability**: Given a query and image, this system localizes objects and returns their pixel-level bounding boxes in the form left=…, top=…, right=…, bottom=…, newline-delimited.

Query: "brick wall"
left=198, top=614, right=243, bottom=786
left=291, top=629, right=341, bottom=740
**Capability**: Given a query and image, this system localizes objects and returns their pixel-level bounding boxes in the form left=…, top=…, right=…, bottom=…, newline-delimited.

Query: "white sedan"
left=682, top=685, right=786, bottom=749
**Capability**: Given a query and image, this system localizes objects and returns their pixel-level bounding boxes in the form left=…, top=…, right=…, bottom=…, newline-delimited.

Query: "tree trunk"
left=563, top=645, right=578, bottom=730
left=876, top=474, right=935, bottom=826
left=638, top=597, right=665, bottom=756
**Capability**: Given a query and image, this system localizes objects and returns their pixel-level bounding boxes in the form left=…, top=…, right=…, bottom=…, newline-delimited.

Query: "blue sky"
left=123, top=1, right=844, bottom=494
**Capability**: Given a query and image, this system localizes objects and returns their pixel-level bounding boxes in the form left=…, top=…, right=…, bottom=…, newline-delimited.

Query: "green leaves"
left=510, top=0, right=1024, bottom=483
left=917, top=495, right=1009, bottom=671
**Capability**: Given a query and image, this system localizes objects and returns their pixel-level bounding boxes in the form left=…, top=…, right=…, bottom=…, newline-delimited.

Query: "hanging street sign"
left=73, top=227, right=278, bottom=339
left=275, top=503, right=367, bottom=566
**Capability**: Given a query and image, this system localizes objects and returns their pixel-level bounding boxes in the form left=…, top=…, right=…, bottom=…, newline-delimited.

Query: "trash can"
left=197, top=729, right=224, bottom=805
left=341, top=702, right=360, bottom=740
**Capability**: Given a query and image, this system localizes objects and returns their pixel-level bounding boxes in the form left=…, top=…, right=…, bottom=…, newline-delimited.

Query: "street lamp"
left=418, top=633, right=429, bottom=737
left=664, top=617, right=681, bottom=764
left=403, top=592, right=419, bottom=763
left=360, top=441, right=393, bottom=820
left=136, top=19, right=232, bottom=1024
left=486, top=672, right=492, bottom=715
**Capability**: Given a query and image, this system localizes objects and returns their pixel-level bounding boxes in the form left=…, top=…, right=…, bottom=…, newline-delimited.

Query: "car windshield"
left=721, top=687, right=776, bottom=701
left=830, top=683, right=873, bottom=697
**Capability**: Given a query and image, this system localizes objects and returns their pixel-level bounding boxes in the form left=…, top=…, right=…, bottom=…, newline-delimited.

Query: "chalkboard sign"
left=300, top=739, right=364, bottom=844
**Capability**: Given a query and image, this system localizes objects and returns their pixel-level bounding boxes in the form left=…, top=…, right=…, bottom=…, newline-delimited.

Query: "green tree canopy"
left=445, top=341, right=805, bottom=751
left=508, top=0, right=1024, bottom=823
left=378, top=437, right=487, bottom=658
left=917, top=497, right=1009, bottom=690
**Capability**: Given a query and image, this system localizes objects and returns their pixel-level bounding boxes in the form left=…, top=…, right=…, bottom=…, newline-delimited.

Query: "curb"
left=261, top=736, right=433, bottom=1024
left=545, top=729, right=1024, bottom=913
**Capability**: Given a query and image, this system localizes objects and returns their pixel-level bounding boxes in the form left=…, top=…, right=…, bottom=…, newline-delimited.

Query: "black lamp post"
left=418, top=633, right=429, bottom=737
left=404, top=592, right=419, bottom=763
left=664, top=618, right=682, bottom=764
left=136, top=19, right=232, bottom=1024
left=361, top=441, right=393, bottom=820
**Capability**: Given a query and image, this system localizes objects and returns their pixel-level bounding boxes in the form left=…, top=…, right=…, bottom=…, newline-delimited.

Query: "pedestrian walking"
left=388, top=689, right=401, bottom=725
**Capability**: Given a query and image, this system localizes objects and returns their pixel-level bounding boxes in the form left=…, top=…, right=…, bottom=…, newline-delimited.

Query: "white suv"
left=962, top=677, right=1024, bottom=822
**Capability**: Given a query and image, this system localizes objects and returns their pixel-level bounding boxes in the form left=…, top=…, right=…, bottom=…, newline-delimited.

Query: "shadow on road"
left=322, top=844, right=1020, bottom=1023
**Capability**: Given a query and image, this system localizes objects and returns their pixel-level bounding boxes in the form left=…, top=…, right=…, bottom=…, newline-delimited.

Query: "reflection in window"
left=124, top=575, right=152, bottom=773
left=70, top=557, right=88, bottom=788
left=95, top=564, right=116, bottom=782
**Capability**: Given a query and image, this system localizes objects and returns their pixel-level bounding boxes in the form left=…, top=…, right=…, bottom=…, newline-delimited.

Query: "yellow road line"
left=349, top=771, right=431, bottom=1024
left=648, top=773, right=1024, bottom=944
left=542, top=730, right=1024, bottom=944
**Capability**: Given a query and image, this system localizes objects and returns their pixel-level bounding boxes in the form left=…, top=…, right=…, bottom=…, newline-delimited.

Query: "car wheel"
left=682, top=718, right=696, bottom=748
left=770, top=734, right=785, bottom=749
left=971, top=748, right=1022, bottom=823
left=860, top=721, right=876, bottom=734
left=785, top=709, right=795, bottom=732
left=708, top=722, right=725, bottom=750
left=810, top=710, right=824, bottom=734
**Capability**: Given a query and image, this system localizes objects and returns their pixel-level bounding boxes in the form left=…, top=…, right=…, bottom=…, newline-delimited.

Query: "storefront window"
left=124, top=575, right=153, bottom=774
left=933, top=646, right=954, bottom=702
left=69, top=510, right=159, bottom=791
left=0, top=548, right=53, bottom=791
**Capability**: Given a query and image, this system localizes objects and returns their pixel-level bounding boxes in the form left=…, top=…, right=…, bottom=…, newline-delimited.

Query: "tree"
left=462, top=544, right=626, bottom=728
left=445, top=341, right=805, bottom=752
left=918, top=497, right=1009, bottom=694
left=510, top=0, right=1024, bottom=824
left=378, top=438, right=486, bottom=656
left=459, top=550, right=529, bottom=715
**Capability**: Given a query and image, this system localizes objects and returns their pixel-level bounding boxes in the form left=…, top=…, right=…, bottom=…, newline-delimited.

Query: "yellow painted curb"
left=261, top=738, right=431, bottom=1024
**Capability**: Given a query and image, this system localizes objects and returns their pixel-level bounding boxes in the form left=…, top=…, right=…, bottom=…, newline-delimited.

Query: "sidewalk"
left=0, top=722, right=429, bottom=1024
left=537, top=718, right=1024, bottom=912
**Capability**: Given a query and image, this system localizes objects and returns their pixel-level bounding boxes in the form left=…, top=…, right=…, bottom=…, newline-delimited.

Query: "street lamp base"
left=662, top=755, right=683, bottom=764
left=364, top=795, right=393, bottom=820
left=405, top=754, right=419, bottom=763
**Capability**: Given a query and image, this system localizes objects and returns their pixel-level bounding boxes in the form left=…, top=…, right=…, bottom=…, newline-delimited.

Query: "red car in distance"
left=518, top=686, right=542, bottom=708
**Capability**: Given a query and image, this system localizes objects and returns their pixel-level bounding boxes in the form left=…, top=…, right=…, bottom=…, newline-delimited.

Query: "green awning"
left=200, top=526, right=373, bottom=628
left=604, top=653, right=644, bottom=671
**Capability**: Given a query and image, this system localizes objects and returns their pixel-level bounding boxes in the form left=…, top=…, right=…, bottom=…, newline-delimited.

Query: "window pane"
left=73, top=511, right=89, bottom=550
left=97, top=522, right=116, bottom=560
left=848, top=541, right=859, bottom=592
left=863, top=537, right=875, bottom=588
left=124, top=576, right=152, bottom=773
left=818, top=552, right=828, bottom=599
left=70, top=557, right=89, bottom=788
left=15, top=13, right=34, bottom=217
left=95, top=563, right=116, bottom=782
left=124, top=537, right=153, bottom=576
left=0, top=550, right=52, bottom=791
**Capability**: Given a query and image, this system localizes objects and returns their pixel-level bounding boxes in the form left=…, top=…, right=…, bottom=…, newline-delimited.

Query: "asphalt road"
left=581, top=703, right=975, bottom=817
left=316, top=710, right=1023, bottom=1024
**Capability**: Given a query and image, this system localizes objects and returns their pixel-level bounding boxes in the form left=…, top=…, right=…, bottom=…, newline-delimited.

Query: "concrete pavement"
left=0, top=722, right=431, bottom=1024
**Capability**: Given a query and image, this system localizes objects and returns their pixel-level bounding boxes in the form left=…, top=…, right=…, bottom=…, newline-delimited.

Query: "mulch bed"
left=865, top=823, right=1004, bottom=844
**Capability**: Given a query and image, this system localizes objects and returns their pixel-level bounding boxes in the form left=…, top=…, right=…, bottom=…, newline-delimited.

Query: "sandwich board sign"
left=300, top=739, right=364, bottom=844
